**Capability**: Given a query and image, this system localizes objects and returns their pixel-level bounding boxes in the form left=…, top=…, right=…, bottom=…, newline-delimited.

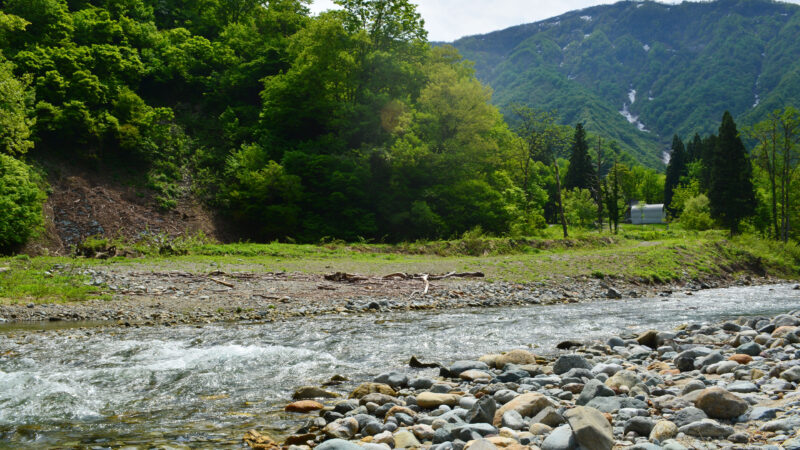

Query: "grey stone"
left=492, top=389, right=518, bottom=404
left=607, top=337, right=625, bottom=348
left=532, top=406, right=565, bottom=427
left=449, top=361, right=489, bottom=376
left=627, top=445, right=661, bottom=450
left=432, top=427, right=453, bottom=444
left=673, top=347, right=712, bottom=372
left=680, top=380, right=706, bottom=396
left=501, top=410, right=525, bottom=430
left=782, top=366, right=800, bottom=382
left=660, top=441, right=688, bottom=450
left=577, top=379, right=615, bottom=406
left=623, top=416, right=655, bottom=436
left=737, top=341, right=763, bottom=356
left=760, top=416, right=800, bottom=432
left=727, top=381, right=759, bottom=393
left=454, top=423, right=497, bottom=441
left=553, top=355, right=593, bottom=375
left=585, top=396, right=647, bottom=413
left=466, top=395, right=496, bottom=424
left=408, top=377, right=434, bottom=390
left=316, top=439, right=363, bottom=450
left=564, top=406, right=614, bottom=450
left=749, top=406, right=779, bottom=421
left=466, top=439, right=498, bottom=450
left=695, top=351, right=724, bottom=369
left=374, top=371, right=408, bottom=388
left=678, top=419, right=734, bottom=438
left=670, top=407, right=707, bottom=427
left=541, top=424, right=578, bottom=450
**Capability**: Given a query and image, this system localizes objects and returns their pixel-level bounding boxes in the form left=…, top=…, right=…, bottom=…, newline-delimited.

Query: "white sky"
left=308, top=0, right=800, bottom=42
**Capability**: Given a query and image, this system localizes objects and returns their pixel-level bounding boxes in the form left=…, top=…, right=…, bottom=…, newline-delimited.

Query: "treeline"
left=662, top=107, right=800, bottom=241
left=0, top=0, right=796, bottom=252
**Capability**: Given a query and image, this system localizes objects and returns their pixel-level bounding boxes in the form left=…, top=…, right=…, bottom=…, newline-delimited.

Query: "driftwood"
left=324, top=272, right=368, bottom=282
left=208, top=277, right=234, bottom=288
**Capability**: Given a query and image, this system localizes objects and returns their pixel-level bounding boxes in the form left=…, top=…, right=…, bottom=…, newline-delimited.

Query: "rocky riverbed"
left=261, top=306, right=800, bottom=450
left=0, top=264, right=782, bottom=325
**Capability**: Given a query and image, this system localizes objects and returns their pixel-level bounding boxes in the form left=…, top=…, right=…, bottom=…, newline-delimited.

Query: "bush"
left=0, top=154, right=46, bottom=253
left=563, top=188, right=597, bottom=228
left=679, top=194, right=715, bottom=231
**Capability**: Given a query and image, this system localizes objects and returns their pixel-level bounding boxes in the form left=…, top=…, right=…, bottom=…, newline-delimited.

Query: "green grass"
left=2, top=227, right=798, bottom=304
left=0, top=256, right=110, bottom=304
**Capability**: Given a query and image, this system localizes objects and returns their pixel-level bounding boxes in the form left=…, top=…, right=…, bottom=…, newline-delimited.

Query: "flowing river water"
left=1, top=284, right=799, bottom=448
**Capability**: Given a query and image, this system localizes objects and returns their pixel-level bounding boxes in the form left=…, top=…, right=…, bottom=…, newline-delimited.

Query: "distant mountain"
left=451, top=0, right=800, bottom=168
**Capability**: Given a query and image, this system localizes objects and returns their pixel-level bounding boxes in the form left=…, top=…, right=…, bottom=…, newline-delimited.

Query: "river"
left=1, top=284, right=798, bottom=448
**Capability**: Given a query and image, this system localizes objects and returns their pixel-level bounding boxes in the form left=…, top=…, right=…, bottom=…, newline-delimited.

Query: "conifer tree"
left=708, top=111, right=756, bottom=235
left=664, top=134, right=687, bottom=214
left=563, top=123, right=596, bottom=191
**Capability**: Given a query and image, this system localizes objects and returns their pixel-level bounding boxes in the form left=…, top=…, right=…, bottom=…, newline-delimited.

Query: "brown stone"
left=243, top=430, right=279, bottom=450
left=384, top=405, right=417, bottom=420
left=292, top=385, right=340, bottom=400
left=729, top=354, right=753, bottom=364
left=284, top=400, right=324, bottom=413
left=637, top=330, right=659, bottom=349
left=349, top=382, right=396, bottom=399
left=417, top=392, right=461, bottom=409
left=694, top=387, right=748, bottom=419
left=772, top=326, right=797, bottom=338
left=493, top=393, right=556, bottom=426
left=495, top=349, right=538, bottom=369
left=283, top=433, right=316, bottom=446
left=460, top=369, right=493, bottom=382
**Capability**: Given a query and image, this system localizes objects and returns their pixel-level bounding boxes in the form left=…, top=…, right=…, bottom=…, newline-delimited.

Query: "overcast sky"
left=308, top=0, right=800, bottom=42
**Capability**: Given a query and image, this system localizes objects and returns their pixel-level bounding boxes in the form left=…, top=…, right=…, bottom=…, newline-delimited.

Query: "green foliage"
left=679, top=194, right=715, bottom=231
left=563, top=188, right=597, bottom=228
left=0, top=154, right=47, bottom=253
left=0, top=57, right=35, bottom=156
left=452, top=0, right=800, bottom=168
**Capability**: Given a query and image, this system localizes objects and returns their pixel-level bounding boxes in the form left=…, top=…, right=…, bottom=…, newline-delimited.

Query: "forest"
left=0, top=0, right=798, bottom=253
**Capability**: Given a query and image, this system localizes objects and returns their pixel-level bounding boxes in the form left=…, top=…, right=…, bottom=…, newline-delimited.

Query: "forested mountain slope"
left=451, top=0, right=800, bottom=167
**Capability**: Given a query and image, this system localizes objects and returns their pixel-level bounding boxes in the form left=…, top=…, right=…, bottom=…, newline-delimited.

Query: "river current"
left=1, top=284, right=799, bottom=448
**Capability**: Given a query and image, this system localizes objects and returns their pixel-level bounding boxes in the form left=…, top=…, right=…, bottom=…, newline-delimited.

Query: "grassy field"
left=2, top=225, right=799, bottom=304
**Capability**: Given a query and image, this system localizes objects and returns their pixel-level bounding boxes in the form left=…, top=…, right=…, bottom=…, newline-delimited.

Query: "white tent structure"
left=628, top=203, right=666, bottom=225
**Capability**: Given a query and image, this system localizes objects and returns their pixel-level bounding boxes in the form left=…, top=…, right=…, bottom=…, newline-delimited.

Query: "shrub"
left=679, top=194, right=715, bottom=231
left=0, top=154, right=46, bottom=253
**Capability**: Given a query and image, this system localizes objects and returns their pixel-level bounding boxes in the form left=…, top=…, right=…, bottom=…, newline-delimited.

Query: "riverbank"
left=264, top=295, right=800, bottom=450
left=1, top=231, right=798, bottom=325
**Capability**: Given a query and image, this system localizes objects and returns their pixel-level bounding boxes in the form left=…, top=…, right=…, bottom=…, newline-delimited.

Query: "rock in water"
left=564, top=406, right=614, bottom=450
left=293, top=386, right=340, bottom=399
left=694, top=387, right=748, bottom=419
left=285, top=400, right=324, bottom=413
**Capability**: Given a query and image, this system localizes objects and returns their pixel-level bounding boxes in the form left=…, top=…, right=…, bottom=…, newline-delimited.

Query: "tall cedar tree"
left=708, top=112, right=756, bottom=234
left=664, top=134, right=688, bottom=214
left=563, top=123, right=596, bottom=191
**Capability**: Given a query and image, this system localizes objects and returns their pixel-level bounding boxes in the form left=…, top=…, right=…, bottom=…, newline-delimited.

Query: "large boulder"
left=564, top=406, right=614, bottom=450
left=694, top=387, right=749, bottom=419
